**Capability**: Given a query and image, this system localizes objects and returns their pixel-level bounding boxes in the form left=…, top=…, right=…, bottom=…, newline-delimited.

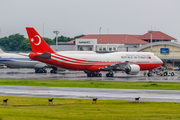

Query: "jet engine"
left=34, top=63, right=47, bottom=73
left=125, top=64, right=140, bottom=75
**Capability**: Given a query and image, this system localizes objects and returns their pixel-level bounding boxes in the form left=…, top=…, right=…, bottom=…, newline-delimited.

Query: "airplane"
left=26, top=27, right=163, bottom=77
left=0, top=48, right=58, bottom=73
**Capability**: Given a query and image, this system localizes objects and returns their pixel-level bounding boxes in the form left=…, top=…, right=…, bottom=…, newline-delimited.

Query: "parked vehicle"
left=159, top=71, right=176, bottom=76
left=0, top=64, right=7, bottom=69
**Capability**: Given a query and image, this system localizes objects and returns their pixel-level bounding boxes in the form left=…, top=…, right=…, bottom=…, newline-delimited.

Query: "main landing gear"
left=85, top=71, right=115, bottom=77
left=35, top=68, right=47, bottom=73
left=106, top=70, right=114, bottom=77
left=146, top=70, right=152, bottom=77
left=50, top=67, right=57, bottom=73
left=85, top=71, right=102, bottom=77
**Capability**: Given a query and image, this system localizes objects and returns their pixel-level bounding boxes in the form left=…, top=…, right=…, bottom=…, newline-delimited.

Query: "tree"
left=0, top=34, right=26, bottom=51
left=53, top=34, right=85, bottom=43
left=0, top=33, right=85, bottom=51
left=53, top=35, right=70, bottom=42
left=19, top=38, right=31, bottom=51
left=42, top=37, right=54, bottom=45
left=73, top=34, right=85, bottom=39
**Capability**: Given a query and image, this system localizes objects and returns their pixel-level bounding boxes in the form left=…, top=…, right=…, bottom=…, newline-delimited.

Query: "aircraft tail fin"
left=0, top=48, right=5, bottom=53
left=26, top=27, right=55, bottom=53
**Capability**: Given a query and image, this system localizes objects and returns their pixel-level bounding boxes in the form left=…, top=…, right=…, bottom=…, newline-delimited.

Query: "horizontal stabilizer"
left=18, top=53, right=29, bottom=57
left=35, top=52, right=51, bottom=59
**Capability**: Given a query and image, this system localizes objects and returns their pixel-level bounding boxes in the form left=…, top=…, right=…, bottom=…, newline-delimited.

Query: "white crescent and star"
left=31, top=35, right=41, bottom=45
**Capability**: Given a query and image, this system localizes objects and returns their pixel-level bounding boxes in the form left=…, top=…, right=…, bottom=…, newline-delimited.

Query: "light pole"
left=148, top=30, right=153, bottom=52
left=53, top=30, right=59, bottom=51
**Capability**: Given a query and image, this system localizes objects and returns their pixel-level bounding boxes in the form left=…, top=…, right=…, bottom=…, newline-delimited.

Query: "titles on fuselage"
left=121, top=55, right=151, bottom=59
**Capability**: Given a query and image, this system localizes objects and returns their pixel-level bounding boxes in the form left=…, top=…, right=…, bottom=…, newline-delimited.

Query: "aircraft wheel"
left=111, top=73, right=114, bottom=77
left=94, top=73, right=98, bottom=77
left=50, top=70, right=57, bottom=73
left=106, top=73, right=109, bottom=77
left=164, top=72, right=167, bottom=76
left=43, top=70, right=47, bottom=73
left=35, top=70, right=38, bottom=73
left=148, top=72, right=152, bottom=77
left=36, top=69, right=43, bottom=73
left=171, top=72, right=174, bottom=76
left=87, top=73, right=92, bottom=77
left=99, top=73, right=102, bottom=77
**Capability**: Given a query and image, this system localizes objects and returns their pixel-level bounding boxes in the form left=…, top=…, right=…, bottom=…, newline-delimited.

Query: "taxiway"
left=0, top=68, right=179, bottom=82
left=0, top=68, right=180, bottom=102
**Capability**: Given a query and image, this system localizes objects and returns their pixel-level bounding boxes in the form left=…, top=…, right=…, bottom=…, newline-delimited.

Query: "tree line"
left=0, top=34, right=84, bottom=51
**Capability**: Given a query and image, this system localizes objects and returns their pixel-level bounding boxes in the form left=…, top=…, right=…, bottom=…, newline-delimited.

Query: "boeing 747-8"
left=26, top=27, right=163, bottom=77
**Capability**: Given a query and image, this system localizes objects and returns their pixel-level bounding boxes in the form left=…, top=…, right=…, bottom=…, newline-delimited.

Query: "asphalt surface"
left=0, top=68, right=180, bottom=102
left=0, top=68, right=180, bottom=82
left=0, top=86, right=180, bottom=102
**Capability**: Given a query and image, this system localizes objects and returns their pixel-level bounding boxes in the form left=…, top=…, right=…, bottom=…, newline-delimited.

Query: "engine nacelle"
left=34, top=63, right=47, bottom=69
left=125, top=64, right=140, bottom=75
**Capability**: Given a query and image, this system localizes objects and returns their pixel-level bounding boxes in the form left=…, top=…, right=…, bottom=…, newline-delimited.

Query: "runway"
left=0, top=86, right=180, bottom=102
left=0, top=68, right=180, bottom=102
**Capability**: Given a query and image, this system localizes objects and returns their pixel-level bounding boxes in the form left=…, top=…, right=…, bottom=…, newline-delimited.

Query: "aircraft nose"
left=157, top=56, right=163, bottom=63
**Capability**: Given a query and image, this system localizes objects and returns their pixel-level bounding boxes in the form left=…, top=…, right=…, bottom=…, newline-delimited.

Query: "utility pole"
left=53, top=30, right=59, bottom=51
left=148, top=30, right=153, bottom=52
left=43, top=23, right=44, bottom=37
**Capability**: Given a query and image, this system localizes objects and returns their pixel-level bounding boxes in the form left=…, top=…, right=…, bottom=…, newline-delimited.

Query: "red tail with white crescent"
left=26, top=27, right=55, bottom=53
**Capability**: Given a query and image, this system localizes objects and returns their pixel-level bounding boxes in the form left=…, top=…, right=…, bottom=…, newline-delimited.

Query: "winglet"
left=26, top=27, right=55, bottom=53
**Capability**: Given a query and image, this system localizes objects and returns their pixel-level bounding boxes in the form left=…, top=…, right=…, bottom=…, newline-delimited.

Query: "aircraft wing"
left=99, top=61, right=129, bottom=70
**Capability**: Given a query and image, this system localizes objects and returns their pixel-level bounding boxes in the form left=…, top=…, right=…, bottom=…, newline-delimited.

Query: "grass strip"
left=0, top=79, right=180, bottom=90
left=0, top=96, right=180, bottom=120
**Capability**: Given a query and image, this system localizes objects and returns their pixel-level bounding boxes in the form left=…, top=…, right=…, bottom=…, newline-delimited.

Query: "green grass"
left=0, top=79, right=180, bottom=90
left=0, top=96, right=180, bottom=120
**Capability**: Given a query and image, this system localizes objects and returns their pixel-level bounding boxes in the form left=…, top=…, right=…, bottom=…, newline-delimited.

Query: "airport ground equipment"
left=162, top=71, right=176, bottom=76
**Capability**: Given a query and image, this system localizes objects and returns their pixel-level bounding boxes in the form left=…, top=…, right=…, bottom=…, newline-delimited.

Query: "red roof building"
left=138, top=31, right=176, bottom=43
left=68, top=34, right=148, bottom=44
left=62, top=31, right=177, bottom=52
left=68, top=31, right=176, bottom=44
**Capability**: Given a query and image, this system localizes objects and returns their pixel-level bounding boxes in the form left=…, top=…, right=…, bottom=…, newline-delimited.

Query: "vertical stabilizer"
left=26, top=27, right=55, bottom=53
left=0, top=48, right=5, bottom=53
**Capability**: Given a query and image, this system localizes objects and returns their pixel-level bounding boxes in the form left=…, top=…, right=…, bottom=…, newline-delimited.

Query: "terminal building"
left=50, top=31, right=179, bottom=67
